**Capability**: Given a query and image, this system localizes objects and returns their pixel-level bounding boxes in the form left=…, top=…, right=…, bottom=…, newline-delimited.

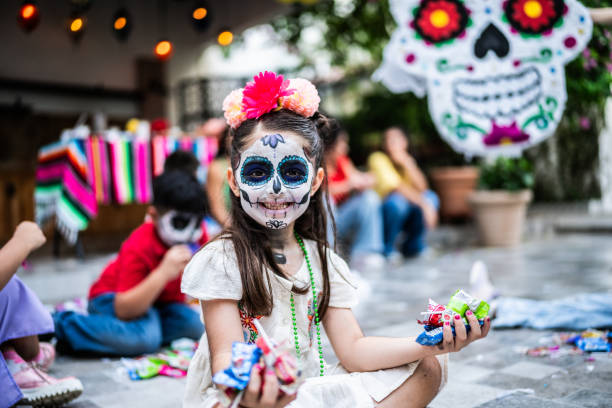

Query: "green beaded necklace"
left=290, top=233, right=325, bottom=377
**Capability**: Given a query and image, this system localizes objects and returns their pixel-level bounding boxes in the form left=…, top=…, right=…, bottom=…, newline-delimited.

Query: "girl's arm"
left=202, top=299, right=244, bottom=374
left=324, top=307, right=490, bottom=373
left=202, top=300, right=296, bottom=408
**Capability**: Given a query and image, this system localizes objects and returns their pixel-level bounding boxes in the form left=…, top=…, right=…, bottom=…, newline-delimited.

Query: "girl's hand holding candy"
left=415, top=289, right=492, bottom=353
left=432, top=311, right=491, bottom=354
left=238, top=364, right=296, bottom=408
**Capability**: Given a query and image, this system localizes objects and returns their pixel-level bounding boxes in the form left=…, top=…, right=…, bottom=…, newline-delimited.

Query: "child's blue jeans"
left=53, top=293, right=204, bottom=356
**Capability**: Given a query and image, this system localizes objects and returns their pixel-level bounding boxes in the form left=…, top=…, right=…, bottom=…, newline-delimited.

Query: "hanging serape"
left=109, top=139, right=135, bottom=204
left=132, top=139, right=153, bottom=204
left=151, top=136, right=167, bottom=177
left=35, top=140, right=98, bottom=245
left=85, top=136, right=112, bottom=204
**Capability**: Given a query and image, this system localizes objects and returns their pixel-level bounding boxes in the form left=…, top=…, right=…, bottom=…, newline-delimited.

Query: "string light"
left=217, top=29, right=233, bottom=46
left=191, top=2, right=210, bottom=32
left=112, top=8, right=132, bottom=42
left=154, top=39, right=173, bottom=60
left=193, top=7, right=207, bottom=20
left=17, top=2, right=40, bottom=33
left=70, top=17, right=83, bottom=32
left=67, top=14, right=86, bottom=43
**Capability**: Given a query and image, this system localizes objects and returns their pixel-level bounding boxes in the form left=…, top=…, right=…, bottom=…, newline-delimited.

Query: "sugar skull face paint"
left=157, top=210, right=204, bottom=246
left=236, top=133, right=313, bottom=229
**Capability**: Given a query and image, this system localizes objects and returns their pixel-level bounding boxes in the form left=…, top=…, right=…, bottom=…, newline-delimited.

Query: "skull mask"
left=375, top=0, right=592, bottom=156
left=235, top=133, right=314, bottom=229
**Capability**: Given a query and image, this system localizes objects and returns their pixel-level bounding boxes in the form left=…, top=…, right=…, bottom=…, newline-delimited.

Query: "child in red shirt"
left=53, top=170, right=208, bottom=356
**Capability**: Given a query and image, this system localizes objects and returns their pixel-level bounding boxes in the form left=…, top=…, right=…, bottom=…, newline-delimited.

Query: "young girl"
left=181, top=72, right=490, bottom=408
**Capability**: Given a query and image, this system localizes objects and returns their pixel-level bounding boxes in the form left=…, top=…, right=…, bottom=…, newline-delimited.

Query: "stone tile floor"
left=16, top=233, right=612, bottom=407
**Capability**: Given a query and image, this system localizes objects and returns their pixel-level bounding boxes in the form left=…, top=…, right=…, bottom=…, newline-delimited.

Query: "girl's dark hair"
left=215, top=129, right=230, bottom=159
left=217, top=109, right=335, bottom=318
left=318, top=116, right=344, bottom=154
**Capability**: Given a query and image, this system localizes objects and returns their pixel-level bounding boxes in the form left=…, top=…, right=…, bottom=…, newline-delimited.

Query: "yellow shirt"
left=367, top=151, right=411, bottom=197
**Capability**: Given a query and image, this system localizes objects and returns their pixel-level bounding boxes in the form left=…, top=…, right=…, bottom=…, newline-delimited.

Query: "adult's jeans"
left=331, top=190, right=384, bottom=258
left=382, top=190, right=439, bottom=257
left=53, top=293, right=204, bottom=356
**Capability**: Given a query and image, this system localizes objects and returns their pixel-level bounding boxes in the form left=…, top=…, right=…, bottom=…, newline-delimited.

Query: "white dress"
left=181, top=239, right=448, bottom=408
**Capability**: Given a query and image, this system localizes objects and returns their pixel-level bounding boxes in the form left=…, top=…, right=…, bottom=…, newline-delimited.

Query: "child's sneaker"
left=4, top=349, right=83, bottom=407
left=32, top=342, right=56, bottom=371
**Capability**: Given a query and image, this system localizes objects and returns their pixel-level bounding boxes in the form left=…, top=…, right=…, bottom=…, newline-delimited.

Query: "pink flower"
left=280, top=78, right=320, bottom=118
left=241, top=71, right=295, bottom=120
left=223, top=88, right=247, bottom=129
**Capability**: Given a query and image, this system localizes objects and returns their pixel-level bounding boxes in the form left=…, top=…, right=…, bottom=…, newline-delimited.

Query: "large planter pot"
left=430, top=166, right=479, bottom=219
left=468, top=190, right=533, bottom=246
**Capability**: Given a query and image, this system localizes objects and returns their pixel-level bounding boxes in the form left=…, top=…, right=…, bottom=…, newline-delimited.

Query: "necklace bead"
left=291, top=233, right=325, bottom=377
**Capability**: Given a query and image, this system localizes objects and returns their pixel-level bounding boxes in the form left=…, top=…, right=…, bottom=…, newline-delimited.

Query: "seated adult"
left=324, top=121, right=385, bottom=271
left=368, top=127, right=439, bottom=258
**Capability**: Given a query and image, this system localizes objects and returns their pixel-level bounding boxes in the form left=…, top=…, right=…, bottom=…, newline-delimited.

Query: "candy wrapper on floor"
left=416, top=289, right=489, bottom=346
left=120, top=338, right=198, bottom=380
left=575, top=329, right=611, bottom=353
left=212, top=319, right=302, bottom=408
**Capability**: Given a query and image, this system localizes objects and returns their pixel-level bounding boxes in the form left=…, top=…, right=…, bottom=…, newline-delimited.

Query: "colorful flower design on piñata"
left=505, top=0, right=564, bottom=34
left=238, top=301, right=262, bottom=343
left=242, top=71, right=295, bottom=120
left=413, top=0, right=469, bottom=44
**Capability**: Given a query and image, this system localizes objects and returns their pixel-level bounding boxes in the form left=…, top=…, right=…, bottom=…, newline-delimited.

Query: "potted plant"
left=430, top=166, right=480, bottom=220
left=469, top=157, right=534, bottom=246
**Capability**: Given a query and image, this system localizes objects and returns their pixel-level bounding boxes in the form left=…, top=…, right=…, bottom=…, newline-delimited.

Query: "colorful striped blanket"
left=35, top=135, right=217, bottom=245
left=35, top=140, right=98, bottom=245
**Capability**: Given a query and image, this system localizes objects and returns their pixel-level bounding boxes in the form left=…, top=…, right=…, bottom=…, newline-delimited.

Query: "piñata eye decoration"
left=412, top=0, right=469, bottom=44
left=504, top=0, right=564, bottom=34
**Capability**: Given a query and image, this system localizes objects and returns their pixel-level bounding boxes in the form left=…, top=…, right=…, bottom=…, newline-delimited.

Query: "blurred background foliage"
left=271, top=0, right=612, bottom=200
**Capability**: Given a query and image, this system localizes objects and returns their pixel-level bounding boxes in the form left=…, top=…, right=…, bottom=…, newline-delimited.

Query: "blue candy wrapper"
left=416, top=327, right=445, bottom=346
left=576, top=337, right=611, bottom=352
left=213, top=342, right=263, bottom=391
left=416, top=321, right=484, bottom=346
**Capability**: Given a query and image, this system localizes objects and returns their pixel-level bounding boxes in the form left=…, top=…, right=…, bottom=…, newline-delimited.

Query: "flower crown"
left=222, top=71, right=321, bottom=129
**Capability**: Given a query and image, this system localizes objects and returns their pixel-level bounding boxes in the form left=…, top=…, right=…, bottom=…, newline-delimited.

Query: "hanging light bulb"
left=68, top=14, right=86, bottom=43
left=112, top=8, right=132, bottom=42
left=190, top=1, right=210, bottom=32
left=217, top=29, right=233, bottom=46
left=17, top=1, right=40, bottom=33
left=154, top=39, right=173, bottom=60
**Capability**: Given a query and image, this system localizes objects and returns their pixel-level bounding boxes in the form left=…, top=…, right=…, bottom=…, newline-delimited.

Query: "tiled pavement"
left=16, top=233, right=612, bottom=407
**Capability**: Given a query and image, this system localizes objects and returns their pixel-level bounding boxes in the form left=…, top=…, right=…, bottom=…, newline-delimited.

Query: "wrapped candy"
left=447, top=290, right=490, bottom=321
left=417, top=299, right=446, bottom=327
left=575, top=330, right=611, bottom=352
left=213, top=319, right=302, bottom=407
left=415, top=289, right=489, bottom=346
left=253, top=320, right=301, bottom=394
left=213, top=342, right=263, bottom=407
